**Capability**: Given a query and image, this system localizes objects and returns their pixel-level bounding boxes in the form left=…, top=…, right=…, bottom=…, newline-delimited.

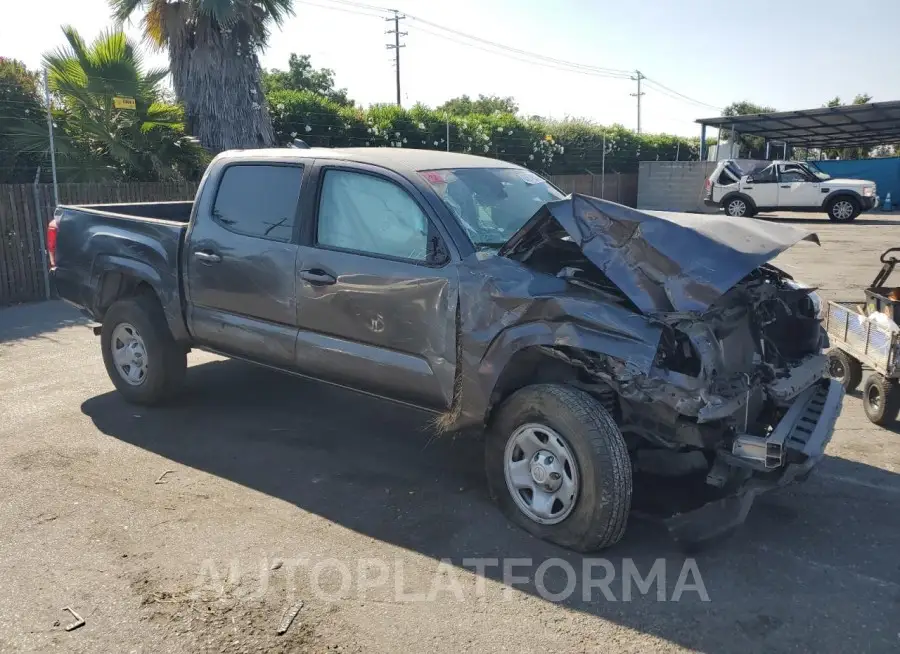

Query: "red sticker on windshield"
left=420, top=171, right=446, bottom=185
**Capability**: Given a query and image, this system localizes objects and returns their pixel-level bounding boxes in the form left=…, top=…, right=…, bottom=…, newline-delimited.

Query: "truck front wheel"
left=485, top=384, right=632, bottom=552
left=101, top=293, right=187, bottom=405
left=827, top=196, right=860, bottom=221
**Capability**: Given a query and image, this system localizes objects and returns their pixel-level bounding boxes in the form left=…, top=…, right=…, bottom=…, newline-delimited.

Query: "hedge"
left=267, top=90, right=701, bottom=175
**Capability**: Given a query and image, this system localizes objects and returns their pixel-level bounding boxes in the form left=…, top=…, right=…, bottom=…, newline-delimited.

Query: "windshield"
left=419, top=167, right=565, bottom=248
left=801, top=161, right=832, bottom=181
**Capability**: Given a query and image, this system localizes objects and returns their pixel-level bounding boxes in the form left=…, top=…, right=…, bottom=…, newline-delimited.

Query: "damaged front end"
left=491, top=194, right=844, bottom=542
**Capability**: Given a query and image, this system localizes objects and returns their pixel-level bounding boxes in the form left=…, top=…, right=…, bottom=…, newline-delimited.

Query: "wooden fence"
left=0, top=174, right=637, bottom=306
left=0, top=182, right=198, bottom=305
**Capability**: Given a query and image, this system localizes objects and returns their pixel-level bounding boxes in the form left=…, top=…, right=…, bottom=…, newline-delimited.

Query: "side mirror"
left=745, top=175, right=755, bottom=184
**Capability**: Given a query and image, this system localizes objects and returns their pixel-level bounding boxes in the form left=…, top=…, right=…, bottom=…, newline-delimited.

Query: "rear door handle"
left=194, top=250, right=221, bottom=264
left=299, top=269, right=336, bottom=285
left=780, top=185, right=791, bottom=188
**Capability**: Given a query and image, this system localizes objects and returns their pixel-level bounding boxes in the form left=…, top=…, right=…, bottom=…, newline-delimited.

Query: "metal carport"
left=696, top=101, right=900, bottom=157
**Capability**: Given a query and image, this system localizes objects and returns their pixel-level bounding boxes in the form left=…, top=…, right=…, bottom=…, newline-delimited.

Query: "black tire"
left=862, top=373, right=900, bottom=425
left=826, top=196, right=860, bottom=222
left=722, top=195, right=753, bottom=218
left=485, top=384, right=632, bottom=552
left=101, top=293, right=187, bottom=405
left=827, top=349, right=863, bottom=392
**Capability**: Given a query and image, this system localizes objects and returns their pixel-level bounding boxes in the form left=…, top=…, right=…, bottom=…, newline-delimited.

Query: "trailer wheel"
left=862, top=373, right=900, bottom=425
left=485, top=384, right=632, bottom=552
left=827, top=349, right=863, bottom=392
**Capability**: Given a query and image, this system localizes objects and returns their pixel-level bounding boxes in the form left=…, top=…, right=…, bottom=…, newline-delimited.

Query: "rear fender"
left=90, top=255, right=188, bottom=342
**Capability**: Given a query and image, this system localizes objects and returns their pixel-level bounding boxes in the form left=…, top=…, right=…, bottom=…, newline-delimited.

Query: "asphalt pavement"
left=0, top=212, right=898, bottom=653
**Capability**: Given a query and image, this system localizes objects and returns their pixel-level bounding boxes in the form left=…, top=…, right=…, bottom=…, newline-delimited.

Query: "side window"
left=316, top=169, right=436, bottom=262
left=753, top=166, right=776, bottom=183
left=212, top=165, right=303, bottom=242
left=780, top=168, right=808, bottom=183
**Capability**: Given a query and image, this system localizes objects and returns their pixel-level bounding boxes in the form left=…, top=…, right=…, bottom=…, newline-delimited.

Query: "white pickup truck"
left=704, top=159, right=878, bottom=221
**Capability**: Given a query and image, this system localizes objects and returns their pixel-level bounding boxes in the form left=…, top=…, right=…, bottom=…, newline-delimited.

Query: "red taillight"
left=47, top=218, right=58, bottom=268
left=704, top=178, right=712, bottom=190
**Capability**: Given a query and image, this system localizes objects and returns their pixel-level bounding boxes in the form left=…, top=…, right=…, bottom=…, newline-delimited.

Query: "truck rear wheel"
left=827, top=349, right=863, bottom=392
left=862, top=373, right=900, bottom=425
left=101, top=293, right=186, bottom=405
left=485, top=384, right=632, bottom=552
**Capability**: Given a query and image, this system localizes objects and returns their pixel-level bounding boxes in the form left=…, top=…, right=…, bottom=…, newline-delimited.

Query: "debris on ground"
left=62, top=607, right=85, bottom=631
left=275, top=600, right=304, bottom=636
left=154, top=470, right=175, bottom=485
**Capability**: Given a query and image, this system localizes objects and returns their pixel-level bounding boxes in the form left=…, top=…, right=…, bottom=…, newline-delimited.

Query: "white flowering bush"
left=267, top=90, right=699, bottom=174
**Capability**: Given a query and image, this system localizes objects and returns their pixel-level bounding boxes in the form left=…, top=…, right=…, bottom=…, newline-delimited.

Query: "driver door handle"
left=194, top=250, right=221, bottom=264
left=299, top=268, right=336, bottom=285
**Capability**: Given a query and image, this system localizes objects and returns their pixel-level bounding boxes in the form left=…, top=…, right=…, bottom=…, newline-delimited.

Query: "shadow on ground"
left=0, top=300, right=87, bottom=345
left=82, top=358, right=900, bottom=653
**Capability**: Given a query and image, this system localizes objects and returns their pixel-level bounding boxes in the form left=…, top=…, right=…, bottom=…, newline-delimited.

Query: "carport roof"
left=697, top=101, right=900, bottom=148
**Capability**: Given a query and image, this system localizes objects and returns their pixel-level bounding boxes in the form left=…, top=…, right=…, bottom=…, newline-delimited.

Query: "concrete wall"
left=637, top=161, right=719, bottom=213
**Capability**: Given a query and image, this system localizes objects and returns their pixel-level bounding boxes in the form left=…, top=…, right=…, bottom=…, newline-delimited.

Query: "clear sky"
left=2, top=0, right=899, bottom=136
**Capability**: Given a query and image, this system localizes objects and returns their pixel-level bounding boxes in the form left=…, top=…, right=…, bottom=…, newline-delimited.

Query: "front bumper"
left=861, top=195, right=878, bottom=211
left=663, top=378, right=844, bottom=543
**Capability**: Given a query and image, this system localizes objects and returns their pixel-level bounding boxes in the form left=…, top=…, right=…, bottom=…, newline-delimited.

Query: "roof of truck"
left=215, top=147, right=522, bottom=173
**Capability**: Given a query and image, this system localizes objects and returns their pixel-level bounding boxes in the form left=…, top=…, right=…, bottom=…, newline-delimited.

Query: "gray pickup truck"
left=51, top=147, right=844, bottom=551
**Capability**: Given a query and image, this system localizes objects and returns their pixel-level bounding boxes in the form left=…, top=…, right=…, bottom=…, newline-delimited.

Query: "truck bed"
left=71, top=200, right=194, bottom=223
left=52, top=203, right=190, bottom=339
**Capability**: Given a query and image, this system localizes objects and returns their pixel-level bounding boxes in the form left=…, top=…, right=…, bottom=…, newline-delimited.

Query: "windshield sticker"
left=420, top=171, right=447, bottom=185
left=517, top=171, right=544, bottom=185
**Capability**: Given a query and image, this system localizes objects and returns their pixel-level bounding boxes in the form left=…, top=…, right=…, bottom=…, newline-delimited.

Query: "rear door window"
left=212, top=164, right=304, bottom=242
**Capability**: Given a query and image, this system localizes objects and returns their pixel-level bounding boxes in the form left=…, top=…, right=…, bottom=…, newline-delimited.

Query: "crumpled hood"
left=497, top=194, right=820, bottom=313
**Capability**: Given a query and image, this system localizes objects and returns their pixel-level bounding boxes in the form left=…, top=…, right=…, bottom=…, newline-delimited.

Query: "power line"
left=307, top=0, right=723, bottom=114
left=409, top=25, right=631, bottom=81
left=642, top=77, right=722, bottom=112
left=293, top=0, right=389, bottom=19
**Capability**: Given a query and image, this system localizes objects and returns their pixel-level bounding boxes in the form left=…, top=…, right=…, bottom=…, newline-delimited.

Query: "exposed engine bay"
left=481, top=195, right=837, bottom=517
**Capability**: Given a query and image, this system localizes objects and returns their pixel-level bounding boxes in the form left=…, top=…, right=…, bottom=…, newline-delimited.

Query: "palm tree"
left=110, top=0, right=294, bottom=152
left=48, top=26, right=207, bottom=180
left=9, top=26, right=207, bottom=181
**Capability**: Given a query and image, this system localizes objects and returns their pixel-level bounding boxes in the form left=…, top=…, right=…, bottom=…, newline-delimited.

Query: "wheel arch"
left=90, top=255, right=189, bottom=341
left=448, top=320, right=661, bottom=431
left=823, top=190, right=863, bottom=209
left=720, top=192, right=757, bottom=215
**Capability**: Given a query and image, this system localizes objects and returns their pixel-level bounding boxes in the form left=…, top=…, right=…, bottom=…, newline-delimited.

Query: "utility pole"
left=630, top=70, right=645, bottom=135
left=385, top=11, right=407, bottom=107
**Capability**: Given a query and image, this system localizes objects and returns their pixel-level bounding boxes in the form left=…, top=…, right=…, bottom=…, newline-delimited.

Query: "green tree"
left=263, top=54, right=352, bottom=106
left=11, top=27, right=207, bottom=181
left=110, top=0, right=295, bottom=152
left=0, top=58, right=47, bottom=182
left=720, top=101, right=776, bottom=158
left=824, top=93, right=873, bottom=159
left=437, top=94, right=519, bottom=116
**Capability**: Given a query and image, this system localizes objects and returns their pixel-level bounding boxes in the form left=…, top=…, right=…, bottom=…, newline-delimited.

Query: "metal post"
left=699, top=124, right=706, bottom=161
left=765, top=141, right=771, bottom=160
left=42, top=68, right=59, bottom=205
left=446, top=114, right=450, bottom=152
left=600, top=132, right=606, bottom=199
left=729, top=124, right=736, bottom=158
left=675, top=142, right=680, bottom=161
left=32, top=167, right=51, bottom=299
